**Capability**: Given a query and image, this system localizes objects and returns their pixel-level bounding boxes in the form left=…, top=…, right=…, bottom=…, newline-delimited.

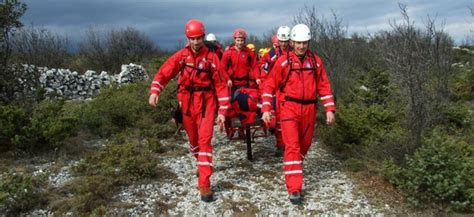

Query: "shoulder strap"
left=279, top=54, right=293, bottom=92
left=269, top=48, right=276, bottom=59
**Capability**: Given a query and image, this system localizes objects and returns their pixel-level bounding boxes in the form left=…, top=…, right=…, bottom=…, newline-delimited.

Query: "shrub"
left=0, top=105, right=28, bottom=150
left=72, top=133, right=161, bottom=183
left=320, top=103, right=400, bottom=158
left=441, top=102, right=472, bottom=129
left=449, top=66, right=474, bottom=101
left=384, top=129, right=474, bottom=211
left=0, top=101, right=79, bottom=152
left=0, top=172, right=46, bottom=214
left=81, top=82, right=176, bottom=138
left=57, top=132, right=169, bottom=213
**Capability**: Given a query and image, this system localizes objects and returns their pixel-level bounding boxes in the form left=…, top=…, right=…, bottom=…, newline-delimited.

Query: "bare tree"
left=79, top=27, right=158, bottom=73
left=0, top=0, right=27, bottom=103
left=376, top=3, right=454, bottom=150
left=78, top=28, right=110, bottom=72
left=293, top=6, right=350, bottom=97
left=107, top=27, right=157, bottom=71
left=10, top=25, right=69, bottom=68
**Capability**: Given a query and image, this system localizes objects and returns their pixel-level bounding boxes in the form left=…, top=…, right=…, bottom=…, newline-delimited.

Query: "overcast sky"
left=20, top=0, right=473, bottom=50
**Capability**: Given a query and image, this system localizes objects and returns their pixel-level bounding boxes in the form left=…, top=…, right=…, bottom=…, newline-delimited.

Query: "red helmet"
left=185, top=19, right=205, bottom=38
left=233, top=28, right=247, bottom=38
left=271, top=35, right=278, bottom=46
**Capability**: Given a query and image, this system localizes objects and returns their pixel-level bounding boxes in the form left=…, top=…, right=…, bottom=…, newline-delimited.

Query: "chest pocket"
left=279, top=56, right=319, bottom=93
left=180, top=53, right=213, bottom=82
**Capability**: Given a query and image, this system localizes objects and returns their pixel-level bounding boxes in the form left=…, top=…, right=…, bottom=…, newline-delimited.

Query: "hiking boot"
left=199, top=187, right=214, bottom=202
left=289, top=192, right=302, bottom=205
left=275, top=146, right=284, bottom=157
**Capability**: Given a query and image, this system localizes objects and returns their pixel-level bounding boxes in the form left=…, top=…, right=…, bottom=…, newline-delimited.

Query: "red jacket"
left=150, top=45, right=230, bottom=115
left=257, top=47, right=290, bottom=82
left=261, top=50, right=336, bottom=113
left=220, top=45, right=258, bottom=87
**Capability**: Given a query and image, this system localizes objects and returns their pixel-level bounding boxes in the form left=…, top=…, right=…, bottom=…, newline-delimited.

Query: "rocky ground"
left=108, top=126, right=395, bottom=216
left=28, top=126, right=402, bottom=216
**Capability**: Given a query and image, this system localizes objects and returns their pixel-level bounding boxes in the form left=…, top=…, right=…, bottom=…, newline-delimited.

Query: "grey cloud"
left=21, top=0, right=473, bottom=49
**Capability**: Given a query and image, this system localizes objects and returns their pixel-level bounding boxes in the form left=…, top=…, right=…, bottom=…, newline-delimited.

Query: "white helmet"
left=206, top=33, right=217, bottom=41
left=277, top=26, right=291, bottom=41
left=290, top=24, right=311, bottom=42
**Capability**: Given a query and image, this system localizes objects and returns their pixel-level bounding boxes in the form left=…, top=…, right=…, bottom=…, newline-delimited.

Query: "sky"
left=20, top=0, right=474, bottom=50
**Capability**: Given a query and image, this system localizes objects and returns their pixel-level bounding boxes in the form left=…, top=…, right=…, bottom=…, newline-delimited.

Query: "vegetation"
left=0, top=0, right=472, bottom=214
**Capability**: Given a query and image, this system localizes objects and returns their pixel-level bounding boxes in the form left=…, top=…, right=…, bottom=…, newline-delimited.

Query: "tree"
left=0, top=0, right=27, bottom=103
left=79, top=27, right=159, bottom=73
left=10, top=25, right=69, bottom=68
left=375, top=3, right=454, bottom=150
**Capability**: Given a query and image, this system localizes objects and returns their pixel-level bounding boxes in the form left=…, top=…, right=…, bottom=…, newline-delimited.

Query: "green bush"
left=73, top=133, right=161, bottom=183
left=449, top=65, right=474, bottom=101
left=0, top=172, right=46, bottom=214
left=60, top=175, right=115, bottom=213
left=384, top=129, right=474, bottom=211
left=57, top=132, right=165, bottom=213
left=81, top=82, right=176, bottom=138
left=0, top=105, right=28, bottom=150
left=0, top=100, right=79, bottom=152
left=320, top=103, right=400, bottom=157
left=441, top=102, right=472, bottom=129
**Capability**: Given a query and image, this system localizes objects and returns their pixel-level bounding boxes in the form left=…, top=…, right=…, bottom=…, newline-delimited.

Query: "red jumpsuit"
left=220, top=45, right=258, bottom=89
left=257, top=47, right=291, bottom=149
left=261, top=50, right=336, bottom=194
left=150, top=45, right=230, bottom=189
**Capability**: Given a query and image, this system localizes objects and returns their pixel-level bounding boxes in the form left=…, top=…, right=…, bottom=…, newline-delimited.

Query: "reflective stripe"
left=284, top=161, right=302, bottom=165
left=271, top=55, right=277, bottom=61
left=190, top=146, right=199, bottom=151
left=151, top=87, right=161, bottom=91
left=257, top=103, right=262, bottom=108
left=197, top=162, right=213, bottom=166
left=281, top=60, right=288, bottom=66
left=211, top=63, right=216, bottom=68
left=218, top=97, right=230, bottom=101
left=262, top=102, right=271, bottom=106
left=219, top=106, right=229, bottom=109
left=198, top=152, right=212, bottom=157
left=152, top=81, right=164, bottom=89
left=262, top=93, right=273, bottom=98
left=320, top=95, right=333, bottom=100
left=277, top=129, right=282, bottom=131
left=324, top=102, right=335, bottom=107
left=284, top=170, right=303, bottom=175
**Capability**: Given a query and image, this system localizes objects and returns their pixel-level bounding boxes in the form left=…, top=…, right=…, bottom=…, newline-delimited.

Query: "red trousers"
left=279, top=101, right=316, bottom=194
left=180, top=92, right=216, bottom=188
left=274, top=98, right=284, bottom=148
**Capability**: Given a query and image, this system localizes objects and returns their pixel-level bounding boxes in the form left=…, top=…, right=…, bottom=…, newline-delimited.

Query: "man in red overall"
left=261, top=24, right=336, bottom=205
left=257, top=26, right=292, bottom=157
left=148, top=19, right=229, bottom=202
left=220, top=28, right=258, bottom=92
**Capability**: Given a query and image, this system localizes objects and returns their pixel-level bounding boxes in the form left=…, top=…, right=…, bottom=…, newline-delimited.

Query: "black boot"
left=289, top=192, right=302, bottom=205
left=199, top=187, right=215, bottom=202
left=275, top=146, right=284, bottom=157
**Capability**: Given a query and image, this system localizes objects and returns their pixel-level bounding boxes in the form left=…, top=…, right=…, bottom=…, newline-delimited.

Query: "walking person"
left=261, top=24, right=336, bottom=204
left=148, top=19, right=230, bottom=202
left=257, top=26, right=292, bottom=157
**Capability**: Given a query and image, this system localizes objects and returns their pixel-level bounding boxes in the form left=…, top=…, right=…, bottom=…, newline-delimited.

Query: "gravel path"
left=109, top=126, right=392, bottom=215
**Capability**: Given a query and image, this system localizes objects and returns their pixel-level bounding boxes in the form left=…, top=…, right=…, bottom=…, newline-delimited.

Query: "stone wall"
left=15, top=63, right=148, bottom=100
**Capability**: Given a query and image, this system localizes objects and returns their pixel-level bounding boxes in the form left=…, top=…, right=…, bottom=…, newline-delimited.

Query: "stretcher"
left=224, top=87, right=274, bottom=161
